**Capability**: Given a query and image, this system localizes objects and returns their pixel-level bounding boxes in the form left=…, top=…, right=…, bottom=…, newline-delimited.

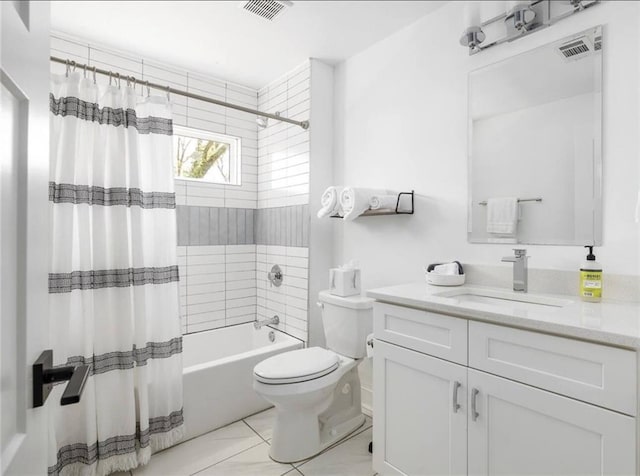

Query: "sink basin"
left=434, top=288, right=573, bottom=312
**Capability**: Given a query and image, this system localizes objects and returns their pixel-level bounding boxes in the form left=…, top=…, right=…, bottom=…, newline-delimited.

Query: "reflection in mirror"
left=468, top=26, right=602, bottom=245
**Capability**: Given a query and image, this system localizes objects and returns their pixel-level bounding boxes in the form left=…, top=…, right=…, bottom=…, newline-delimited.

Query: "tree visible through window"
left=173, top=126, right=241, bottom=185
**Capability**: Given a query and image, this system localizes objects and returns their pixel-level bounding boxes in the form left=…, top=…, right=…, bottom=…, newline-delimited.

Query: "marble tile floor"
left=119, top=408, right=374, bottom=476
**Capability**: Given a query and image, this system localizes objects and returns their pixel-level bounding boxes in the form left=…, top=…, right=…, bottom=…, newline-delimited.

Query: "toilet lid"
left=254, top=347, right=340, bottom=384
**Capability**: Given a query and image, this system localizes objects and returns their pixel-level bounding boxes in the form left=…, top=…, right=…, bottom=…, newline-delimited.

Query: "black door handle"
left=33, top=350, right=90, bottom=407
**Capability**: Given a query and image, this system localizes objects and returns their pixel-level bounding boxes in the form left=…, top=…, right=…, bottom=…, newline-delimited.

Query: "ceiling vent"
left=241, top=0, right=292, bottom=21
left=556, top=35, right=595, bottom=62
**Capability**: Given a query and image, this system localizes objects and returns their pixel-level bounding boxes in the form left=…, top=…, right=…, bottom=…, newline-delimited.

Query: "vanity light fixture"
left=459, top=2, right=485, bottom=51
left=506, top=3, right=536, bottom=31
left=460, top=0, right=600, bottom=55
left=459, top=26, right=486, bottom=51
left=568, top=0, right=588, bottom=9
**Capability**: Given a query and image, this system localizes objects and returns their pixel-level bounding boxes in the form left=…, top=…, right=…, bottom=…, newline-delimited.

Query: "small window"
left=173, top=125, right=241, bottom=185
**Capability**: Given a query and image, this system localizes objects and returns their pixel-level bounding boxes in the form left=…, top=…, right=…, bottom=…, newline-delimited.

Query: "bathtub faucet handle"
left=268, top=264, right=283, bottom=287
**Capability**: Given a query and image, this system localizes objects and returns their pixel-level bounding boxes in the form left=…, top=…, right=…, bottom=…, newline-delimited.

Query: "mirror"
left=468, top=26, right=602, bottom=245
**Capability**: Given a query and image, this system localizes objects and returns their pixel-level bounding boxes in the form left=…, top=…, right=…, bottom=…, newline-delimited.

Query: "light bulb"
left=463, top=1, right=481, bottom=28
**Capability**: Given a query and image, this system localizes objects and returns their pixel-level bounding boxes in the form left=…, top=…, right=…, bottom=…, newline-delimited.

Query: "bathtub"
left=182, top=323, right=303, bottom=440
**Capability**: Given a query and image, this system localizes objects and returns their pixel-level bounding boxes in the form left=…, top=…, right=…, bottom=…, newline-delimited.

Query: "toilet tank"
left=318, top=290, right=374, bottom=359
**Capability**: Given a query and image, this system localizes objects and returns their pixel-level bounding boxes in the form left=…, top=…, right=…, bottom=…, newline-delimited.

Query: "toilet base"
left=270, top=411, right=366, bottom=464
left=267, top=366, right=365, bottom=464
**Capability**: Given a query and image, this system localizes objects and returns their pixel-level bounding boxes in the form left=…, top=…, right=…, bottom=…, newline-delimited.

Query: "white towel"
left=340, top=187, right=387, bottom=221
left=486, top=197, right=519, bottom=234
left=431, top=263, right=460, bottom=275
left=317, top=186, right=343, bottom=218
left=369, top=194, right=398, bottom=211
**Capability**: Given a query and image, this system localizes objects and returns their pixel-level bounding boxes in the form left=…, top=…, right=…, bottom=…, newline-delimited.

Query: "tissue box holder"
left=329, top=268, right=361, bottom=297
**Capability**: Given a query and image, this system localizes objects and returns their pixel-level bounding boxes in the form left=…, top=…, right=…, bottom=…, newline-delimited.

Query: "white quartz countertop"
left=366, top=282, right=640, bottom=349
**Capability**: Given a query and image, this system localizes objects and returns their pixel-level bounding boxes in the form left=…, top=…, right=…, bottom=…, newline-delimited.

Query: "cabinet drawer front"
left=374, top=303, right=467, bottom=365
left=469, top=321, right=637, bottom=415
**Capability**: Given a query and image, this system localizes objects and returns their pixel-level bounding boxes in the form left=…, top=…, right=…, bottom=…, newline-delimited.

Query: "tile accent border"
left=177, top=206, right=255, bottom=246
left=177, top=204, right=309, bottom=248
left=255, top=205, right=309, bottom=247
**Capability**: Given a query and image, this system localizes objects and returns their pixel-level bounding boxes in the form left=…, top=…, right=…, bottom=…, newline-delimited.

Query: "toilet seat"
left=254, top=347, right=340, bottom=384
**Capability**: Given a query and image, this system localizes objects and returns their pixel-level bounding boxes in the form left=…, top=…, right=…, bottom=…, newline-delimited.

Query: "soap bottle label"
left=580, top=270, right=602, bottom=299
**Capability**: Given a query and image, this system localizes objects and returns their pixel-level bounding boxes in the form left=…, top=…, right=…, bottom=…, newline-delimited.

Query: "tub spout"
left=254, top=315, right=280, bottom=330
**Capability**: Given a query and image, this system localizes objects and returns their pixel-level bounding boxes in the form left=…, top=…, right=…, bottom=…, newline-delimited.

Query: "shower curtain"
left=47, top=72, right=184, bottom=476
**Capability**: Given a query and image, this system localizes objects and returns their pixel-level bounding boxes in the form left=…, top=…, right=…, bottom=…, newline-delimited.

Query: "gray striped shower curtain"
left=47, top=72, right=184, bottom=476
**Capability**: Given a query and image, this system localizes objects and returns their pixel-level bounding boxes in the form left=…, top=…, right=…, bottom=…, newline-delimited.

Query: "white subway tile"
left=188, top=319, right=225, bottom=333
left=226, top=315, right=255, bottom=326
left=187, top=300, right=226, bottom=314
left=286, top=247, right=309, bottom=258
left=185, top=263, right=226, bottom=276
left=287, top=277, right=308, bottom=290
left=226, top=305, right=256, bottom=318
left=187, top=291, right=226, bottom=305
left=187, top=273, right=226, bottom=285
left=186, top=254, right=225, bottom=265
left=187, top=245, right=226, bottom=256
left=186, top=282, right=225, bottom=295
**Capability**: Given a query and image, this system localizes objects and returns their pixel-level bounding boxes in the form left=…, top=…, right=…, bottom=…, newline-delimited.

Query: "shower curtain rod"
left=50, top=56, right=310, bottom=130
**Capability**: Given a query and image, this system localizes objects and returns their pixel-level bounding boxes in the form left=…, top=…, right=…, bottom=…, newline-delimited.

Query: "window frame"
left=173, top=124, right=242, bottom=186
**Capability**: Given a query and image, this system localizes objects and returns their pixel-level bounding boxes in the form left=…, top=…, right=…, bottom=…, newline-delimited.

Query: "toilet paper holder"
left=366, top=334, right=375, bottom=358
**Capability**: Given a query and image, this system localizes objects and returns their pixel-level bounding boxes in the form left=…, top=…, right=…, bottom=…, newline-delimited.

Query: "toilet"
left=253, top=290, right=374, bottom=463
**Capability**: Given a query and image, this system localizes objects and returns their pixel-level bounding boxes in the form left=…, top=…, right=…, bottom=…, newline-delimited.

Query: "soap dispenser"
left=580, top=246, right=602, bottom=302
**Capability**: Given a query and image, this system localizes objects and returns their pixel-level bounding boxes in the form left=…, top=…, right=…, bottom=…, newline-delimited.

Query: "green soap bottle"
left=580, top=246, right=602, bottom=302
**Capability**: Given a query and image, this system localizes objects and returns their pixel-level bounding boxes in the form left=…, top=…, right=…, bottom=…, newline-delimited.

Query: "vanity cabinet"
left=372, top=303, right=637, bottom=476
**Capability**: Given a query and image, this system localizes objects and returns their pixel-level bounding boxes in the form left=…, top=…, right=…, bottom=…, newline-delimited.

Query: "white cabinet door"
left=467, top=369, right=636, bottom=476
left=373, top=340, right=467, bottom=476
left=1, top=2, right=51, bottom=475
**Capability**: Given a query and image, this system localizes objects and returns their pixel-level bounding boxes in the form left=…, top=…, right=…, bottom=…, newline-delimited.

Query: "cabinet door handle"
left=452, top=381, right=461, bottom=413
left=471, top=388, right=480, bottom=421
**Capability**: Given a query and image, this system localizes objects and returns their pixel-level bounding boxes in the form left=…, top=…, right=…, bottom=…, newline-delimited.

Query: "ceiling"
left=50, top=0, right=445, bottom=89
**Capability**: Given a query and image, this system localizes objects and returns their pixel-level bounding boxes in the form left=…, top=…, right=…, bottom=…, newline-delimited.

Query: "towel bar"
left=478, top=197, right=542, bottom=206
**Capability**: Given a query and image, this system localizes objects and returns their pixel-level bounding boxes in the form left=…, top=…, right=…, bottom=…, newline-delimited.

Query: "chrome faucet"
left=501, top=249, right=529, bottom=293
left=254, top=315, right=279, bottom=330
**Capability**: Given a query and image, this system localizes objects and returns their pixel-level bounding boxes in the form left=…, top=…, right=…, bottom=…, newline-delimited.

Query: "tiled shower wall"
left=256, top=63, right=311, bottom=342
left=51, top=34, right=312, bottom=341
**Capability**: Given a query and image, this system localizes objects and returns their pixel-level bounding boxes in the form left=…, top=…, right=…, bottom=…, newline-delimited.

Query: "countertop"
left=366, top=282, right=640, bottom=349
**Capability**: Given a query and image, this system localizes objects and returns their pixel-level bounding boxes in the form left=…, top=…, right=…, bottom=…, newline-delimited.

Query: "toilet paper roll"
left=366, top=333, right=375, bottom=358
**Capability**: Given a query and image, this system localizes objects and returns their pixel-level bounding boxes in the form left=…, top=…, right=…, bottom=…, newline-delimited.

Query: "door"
left=1, top=2, right=51, bottom=474
left=373, top=340, right=467, bottom=476
left=467, top=369, right=636, bottom=476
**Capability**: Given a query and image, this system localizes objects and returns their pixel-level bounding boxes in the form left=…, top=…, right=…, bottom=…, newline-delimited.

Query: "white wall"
left=333, top=0, right=640, bottom=290
left=308, top=59, right=335, bottom=348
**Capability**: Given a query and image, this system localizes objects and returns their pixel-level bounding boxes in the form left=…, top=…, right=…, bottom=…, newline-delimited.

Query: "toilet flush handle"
left=316, top=302, right=324, bottom=310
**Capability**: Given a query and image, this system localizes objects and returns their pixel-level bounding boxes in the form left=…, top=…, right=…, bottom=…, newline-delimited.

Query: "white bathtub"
left=182, top=323, right=303, bottom=440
